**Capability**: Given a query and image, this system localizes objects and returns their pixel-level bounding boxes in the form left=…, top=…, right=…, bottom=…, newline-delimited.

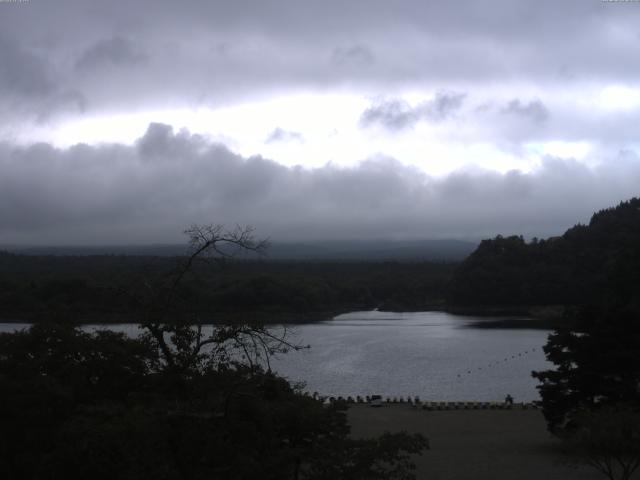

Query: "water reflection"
left=271, top=311, right=550, bottom=401
left=0, top=311, right=551, bottom=401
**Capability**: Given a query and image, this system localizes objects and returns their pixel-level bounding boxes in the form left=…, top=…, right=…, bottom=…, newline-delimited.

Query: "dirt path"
left=348, top=405, right=608, bottom=480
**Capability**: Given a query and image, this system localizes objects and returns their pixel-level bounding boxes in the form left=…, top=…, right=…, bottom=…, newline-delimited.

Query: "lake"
left=0, top=310, right=552, bottom=402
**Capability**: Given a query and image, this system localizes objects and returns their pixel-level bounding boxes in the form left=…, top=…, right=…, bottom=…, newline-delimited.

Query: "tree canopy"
left=0, top=225, right=428, bottom=479
left=532, top=303, right=640, bottom=432
left=450, top=197, right=640, bottom=309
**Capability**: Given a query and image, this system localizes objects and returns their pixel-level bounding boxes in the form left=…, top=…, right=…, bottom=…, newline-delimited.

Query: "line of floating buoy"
left=311, top=394, right=539, bottom=410
left=455, top=347, right=539, bottom=379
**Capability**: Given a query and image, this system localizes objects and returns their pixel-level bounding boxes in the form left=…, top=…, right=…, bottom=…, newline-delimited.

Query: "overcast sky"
left=1, top=0, right=640, bottom=245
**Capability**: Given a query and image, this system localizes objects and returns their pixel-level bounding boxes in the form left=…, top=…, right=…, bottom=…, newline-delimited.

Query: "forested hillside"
left=450, top=197, right=640, bottom=308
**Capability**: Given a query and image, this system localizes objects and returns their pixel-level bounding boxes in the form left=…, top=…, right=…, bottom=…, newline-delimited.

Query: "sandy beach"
left=348, top=405, right=610, bottom=480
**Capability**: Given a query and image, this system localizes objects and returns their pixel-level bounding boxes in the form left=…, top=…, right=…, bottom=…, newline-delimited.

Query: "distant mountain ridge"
left=3, top=239, right=477, bottom=262
left=450, top=197, right=640, bottom=308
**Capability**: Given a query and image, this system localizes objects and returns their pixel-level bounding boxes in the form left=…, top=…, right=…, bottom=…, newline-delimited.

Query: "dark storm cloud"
left=1, top=124, right=639, bottom=245
left=428, top=92, right=467, bottom=121
left=265, top=128, right=304, bottom=143
left=360, top=99, right=415, bottom=131
left=75, top=36, right=147, bottom=71
left=360, top=92, right=466, bottom=131
left=2, top=0, right=640, bottom=119
left=0, top=0, right=638, bottom=246
left=502, top=99, right=550, bottom=124
left=0, top=34, right=87, bottom=123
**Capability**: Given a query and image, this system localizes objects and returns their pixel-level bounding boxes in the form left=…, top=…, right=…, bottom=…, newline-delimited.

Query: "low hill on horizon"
left=2, top=239, right=477, bottom=262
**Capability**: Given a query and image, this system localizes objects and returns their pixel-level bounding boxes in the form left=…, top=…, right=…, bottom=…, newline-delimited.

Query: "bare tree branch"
left=128, top=224, right=301, bottom=376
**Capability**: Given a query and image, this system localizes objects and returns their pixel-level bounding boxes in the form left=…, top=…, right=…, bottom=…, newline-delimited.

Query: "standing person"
left=505, top=394, right=514, bottom=406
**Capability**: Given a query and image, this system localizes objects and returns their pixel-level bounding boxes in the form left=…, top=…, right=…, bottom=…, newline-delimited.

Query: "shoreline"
left=0, top=310, right=344, bottom=325
left=0, top=305, right=565, bottom=329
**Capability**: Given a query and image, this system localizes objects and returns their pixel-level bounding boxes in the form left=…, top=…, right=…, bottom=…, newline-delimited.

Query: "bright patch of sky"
left=25, top=84, right=637, bottom=177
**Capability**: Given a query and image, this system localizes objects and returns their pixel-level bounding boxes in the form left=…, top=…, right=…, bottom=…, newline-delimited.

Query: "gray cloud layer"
left=0, top=33, right=86, bottom=124
left=1, top=1, right=639, bottom=245
left=0, top=35, right=54, bottom=98
left=1, top=124, right=639, bottom=245
left=75, top=36, right=147, bottom=71
left=332, top=44, right=375, bottom=67
left=1, top=0, right=639, bottom=122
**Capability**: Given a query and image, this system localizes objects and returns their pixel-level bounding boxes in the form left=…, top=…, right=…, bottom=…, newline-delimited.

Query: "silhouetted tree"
left=532, top=304, right=640, bottom=433
left=563, top=404, right=640, bottom=480
left=0, top=224, right=428, bottom=480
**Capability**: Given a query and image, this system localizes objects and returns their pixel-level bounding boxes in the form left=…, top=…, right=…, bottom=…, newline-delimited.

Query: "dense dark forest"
left=0, top=254, right=455, bottom=323
left=450, top=197, right=640, bottom=310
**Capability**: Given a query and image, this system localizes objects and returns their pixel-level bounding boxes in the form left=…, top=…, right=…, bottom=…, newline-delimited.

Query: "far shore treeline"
left=0, top=255, right=455, bottom=324
left=1, top=197, right=639, bottom=325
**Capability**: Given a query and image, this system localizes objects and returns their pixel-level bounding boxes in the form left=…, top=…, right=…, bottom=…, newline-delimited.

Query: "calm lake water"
left=0, top=311, right=552, bottom=402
